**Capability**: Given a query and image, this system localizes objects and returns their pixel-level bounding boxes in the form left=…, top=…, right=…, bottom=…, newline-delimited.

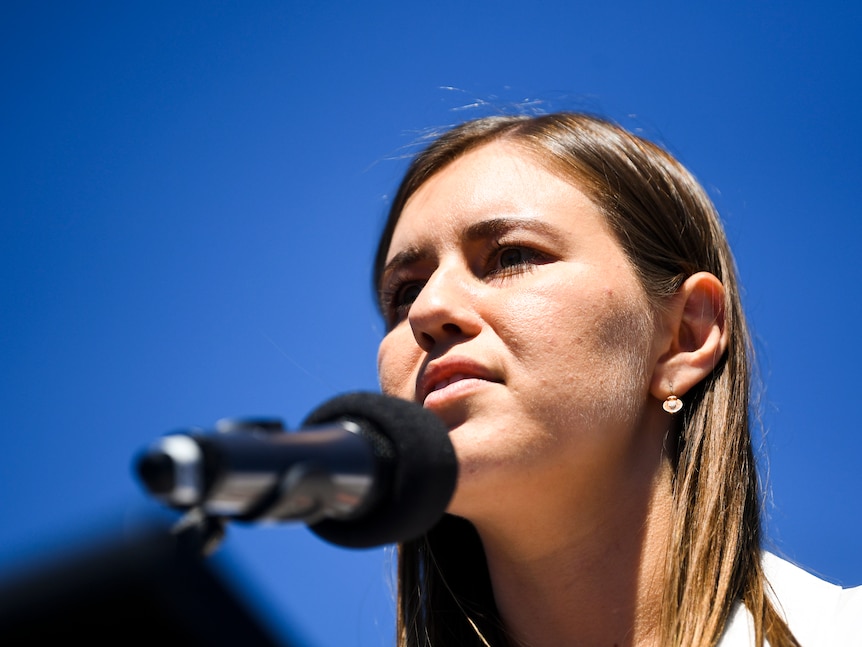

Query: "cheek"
left=377, top=329, right=419, bottom=398
left=494, top=284, right=655, bottom=446
left=490, top=281, right=592, bottom=355
left=494, top=278, right=653, bottom=384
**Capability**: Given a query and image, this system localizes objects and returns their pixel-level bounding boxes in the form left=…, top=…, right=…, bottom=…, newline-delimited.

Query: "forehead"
left=386, top=141, right=601, bottom=262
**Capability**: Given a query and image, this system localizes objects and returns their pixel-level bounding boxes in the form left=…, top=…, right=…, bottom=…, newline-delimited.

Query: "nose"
left=408, top=266, right=482, bottom=352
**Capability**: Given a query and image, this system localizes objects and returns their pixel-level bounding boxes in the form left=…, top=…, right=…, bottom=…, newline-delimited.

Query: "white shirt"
left=718, top=553, right=862, bottom=646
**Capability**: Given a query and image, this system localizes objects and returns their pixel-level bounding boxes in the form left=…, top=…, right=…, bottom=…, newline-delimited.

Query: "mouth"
left=417, top=358, right=502, bottom=407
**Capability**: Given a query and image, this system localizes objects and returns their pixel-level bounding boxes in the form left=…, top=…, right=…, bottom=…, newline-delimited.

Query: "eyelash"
left=486, top=241, right=545, bottom=278
left=381, top=242, right=548, bottom=326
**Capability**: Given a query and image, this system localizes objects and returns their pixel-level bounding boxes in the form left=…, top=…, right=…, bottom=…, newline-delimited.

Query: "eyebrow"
left=379, top=245, right=431, bottom=287
left=462, top=216, right=562, bottom=242
left=380, top=216, right=563, bottom=285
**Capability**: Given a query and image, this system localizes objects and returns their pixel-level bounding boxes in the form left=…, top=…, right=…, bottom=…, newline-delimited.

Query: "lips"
left=417, top=358, right=502, bottom=406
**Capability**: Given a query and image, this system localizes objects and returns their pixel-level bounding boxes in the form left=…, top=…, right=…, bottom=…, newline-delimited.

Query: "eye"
left=380, top=280, right=424, bottom=327
left=397, top=282, right=423, bottom=307
left=499, top=247, right=528, bottom=269
left=489, top=246, right=545, bottom=275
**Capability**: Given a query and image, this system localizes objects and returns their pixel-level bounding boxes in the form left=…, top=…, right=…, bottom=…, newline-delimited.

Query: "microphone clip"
left=171, top=507, right=227, bottom=557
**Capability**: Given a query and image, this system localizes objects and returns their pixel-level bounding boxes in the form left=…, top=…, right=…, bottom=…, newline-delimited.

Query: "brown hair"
left=374, top=113, right=797, bottom=647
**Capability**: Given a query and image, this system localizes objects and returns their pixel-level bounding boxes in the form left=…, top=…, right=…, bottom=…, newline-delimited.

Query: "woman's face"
left=377, top=142, right=669, bottom=523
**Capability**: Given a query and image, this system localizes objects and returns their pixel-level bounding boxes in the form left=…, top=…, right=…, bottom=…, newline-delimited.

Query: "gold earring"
left=662, top=394, right=683, bottom=414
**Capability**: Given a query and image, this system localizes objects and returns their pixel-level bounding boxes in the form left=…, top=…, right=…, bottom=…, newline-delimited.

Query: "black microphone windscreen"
left=301, top=392, right=457, bottom=548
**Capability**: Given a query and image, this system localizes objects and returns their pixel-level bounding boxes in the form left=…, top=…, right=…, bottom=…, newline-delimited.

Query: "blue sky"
left=2, top=2, right=860, bottom=645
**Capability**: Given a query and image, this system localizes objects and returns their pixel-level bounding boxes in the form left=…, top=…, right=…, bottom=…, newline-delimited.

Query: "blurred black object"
left=0, top=519, right=296, bottom=646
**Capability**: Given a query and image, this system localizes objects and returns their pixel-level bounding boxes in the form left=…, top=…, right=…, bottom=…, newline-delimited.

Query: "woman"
left=373, top=113, right=860, bottom=647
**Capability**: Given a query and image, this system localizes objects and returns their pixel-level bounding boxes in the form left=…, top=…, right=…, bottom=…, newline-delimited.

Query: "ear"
left=650, top=271, right=729, bottom=401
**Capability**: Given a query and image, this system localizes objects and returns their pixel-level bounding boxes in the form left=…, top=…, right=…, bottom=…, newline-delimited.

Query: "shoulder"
left=762, top=553, right=862, bottom=645
left=718, top=553, right=862, bottom=646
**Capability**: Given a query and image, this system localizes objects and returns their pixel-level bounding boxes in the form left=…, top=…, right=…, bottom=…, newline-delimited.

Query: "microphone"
left=135, top=392, right=457, bottom=548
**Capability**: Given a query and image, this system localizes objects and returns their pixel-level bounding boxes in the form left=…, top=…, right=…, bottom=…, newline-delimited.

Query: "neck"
left=473, top=450, right=675, bottom=647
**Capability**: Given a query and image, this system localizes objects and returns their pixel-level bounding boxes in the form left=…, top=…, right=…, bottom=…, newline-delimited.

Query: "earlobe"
left=650, top=272, right=729, bottom=401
